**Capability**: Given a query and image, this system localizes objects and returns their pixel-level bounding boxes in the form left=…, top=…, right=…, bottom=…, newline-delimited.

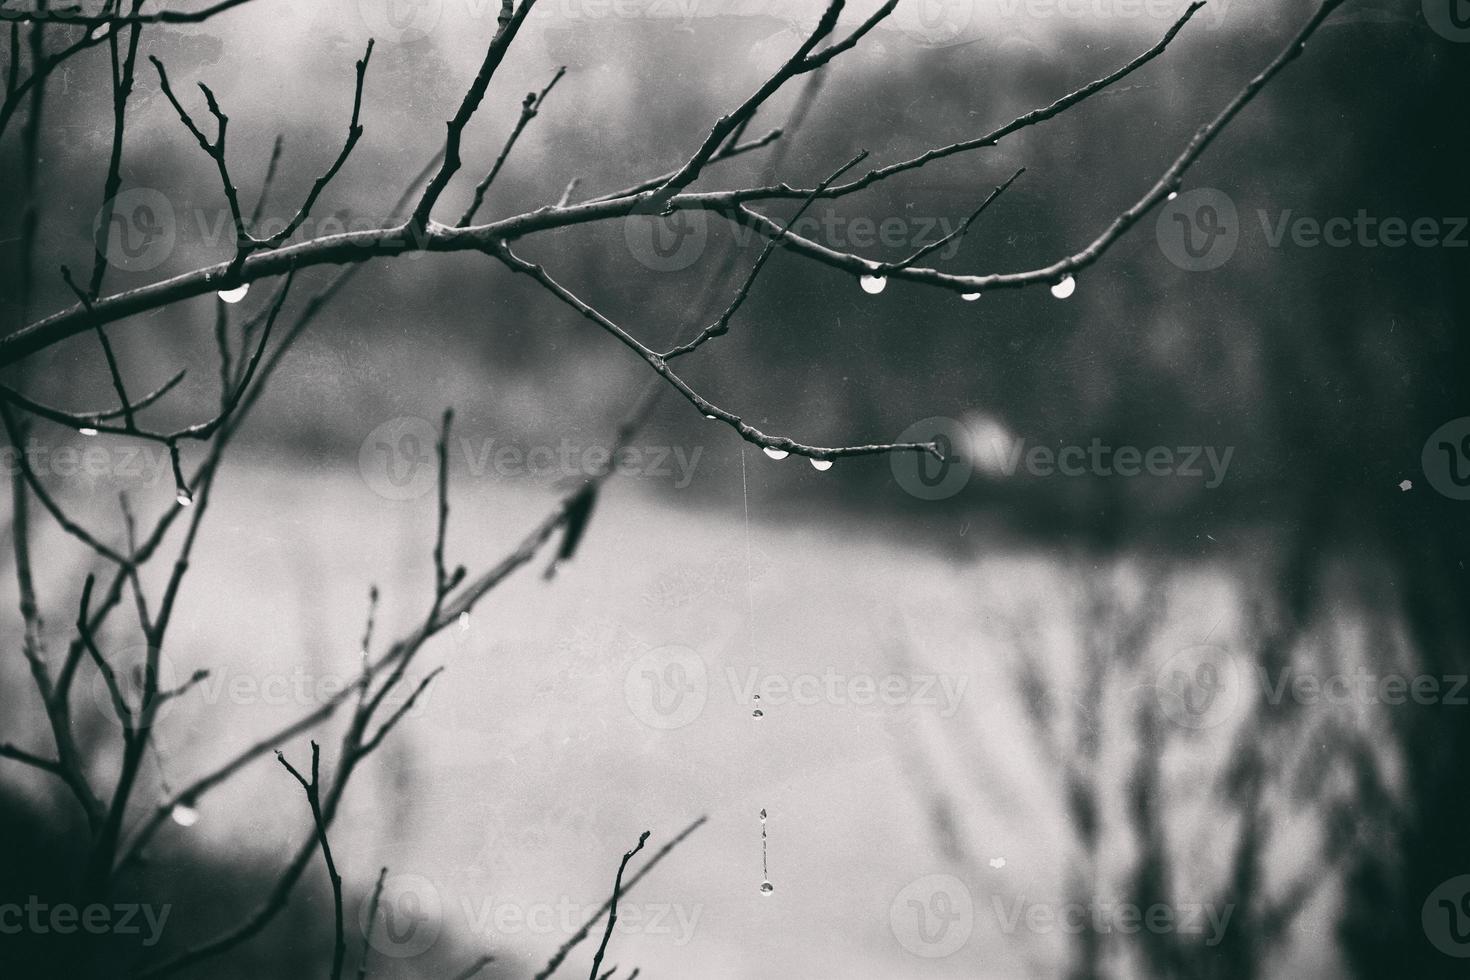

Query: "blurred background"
left=2, top=0, right=1468, bottom=976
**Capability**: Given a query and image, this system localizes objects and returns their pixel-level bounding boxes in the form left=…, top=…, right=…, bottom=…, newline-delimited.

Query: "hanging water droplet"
left=1167, top=190, right=1179, bottom=201
left=171, top=803, right=200, bottom=827
left=217, top=283, right=250, bottom=304
left=961, top=292, right=981, bottom=302
left=809, top=458, right=833, bottom=472
left=859, top=274, right=887, bottom=295
left=175, top=489, right=194, bottom=508
left=89, top=23, right=110, bottom=40
left=762, top=447, right=789, bottom=460
left=752, top=708, right=763, bottom=718
left=1050, top=275, right=1076, bottom=300
left=705, top=414, right=717, bottom=420
left=458, top=611, right=471, bottom=632
left=759, top=808, right=767, bottom=820
left=79, top=426, right=99, bottom=437
left=760, top=881, right=774, bottom=895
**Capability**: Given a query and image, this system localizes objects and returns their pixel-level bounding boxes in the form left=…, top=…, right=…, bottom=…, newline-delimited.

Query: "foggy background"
left=2, top=0, right=1468, bottom=977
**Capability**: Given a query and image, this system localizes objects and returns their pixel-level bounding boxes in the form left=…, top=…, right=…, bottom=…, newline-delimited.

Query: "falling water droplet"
left=1050, top=275, right=1076, bottom=300
left=175, top=489, right=194, bottom=508
left=762, top=447, right=789, bottom=460
left=809, top=458, right=833, bottom=472
left=752, top=708, right=763, bottom=718
left=758, top=808, right=771, bottom=893
left=217, top=284, right=250, bottom=304
left=79, top=426, right=99, bottom=437
left=961, top=292, right=981, bottom=302
left=171, top=803, right=200, bottom=827
left=859, top=274, right=887, bottom=295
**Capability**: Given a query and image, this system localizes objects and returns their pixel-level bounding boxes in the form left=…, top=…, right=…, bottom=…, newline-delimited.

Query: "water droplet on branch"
left=762, top=447, right=789, bottom=460
left=809, top=458, right=833, bottom=471
left=1050, top=275, right=1076, bottom=300
left=217, top=284, right=250, bottom=304
left=961, top=292, right=981, bottom=302
left=79, top=427, right=99, bottom=437
left=171, top=803, right=200, bottom=827
left=175, top=489, right=194, bottom=508
left=859, top=274, right=887, bottom=295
